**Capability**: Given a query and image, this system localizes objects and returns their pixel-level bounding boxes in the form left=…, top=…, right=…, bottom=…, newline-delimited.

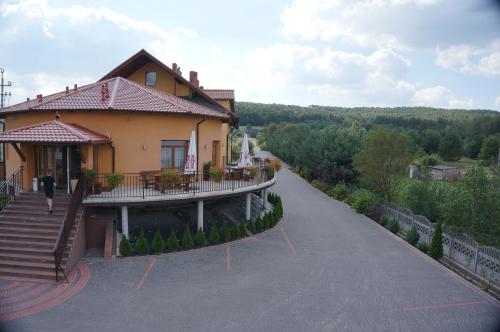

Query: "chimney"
left=105, top=82, right=110, bottom=99
left=73, top=84, right=78, bottom=91
left=101, top=84, right=106, bottom=102
left=26, top=97, right=30, bottom=102
left=65, top=86, right=69, bottom=94
left=189, top=71, right=199, bottom=87
left=37, top=94, right=43, bottom=103
left=172, top=63, right=178, bottom=72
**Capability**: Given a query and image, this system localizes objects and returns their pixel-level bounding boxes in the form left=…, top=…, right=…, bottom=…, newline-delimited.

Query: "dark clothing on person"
left=43, top=176, right=55, bottom=199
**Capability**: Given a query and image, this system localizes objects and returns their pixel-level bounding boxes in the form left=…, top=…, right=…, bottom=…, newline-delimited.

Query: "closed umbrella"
left=184, top=131, right=197, bottom=174
left=237, top=133, right=252, bottom=168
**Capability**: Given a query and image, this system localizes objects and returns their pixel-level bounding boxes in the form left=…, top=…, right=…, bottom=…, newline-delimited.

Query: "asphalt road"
left=2, top=157, right=500, bottom=332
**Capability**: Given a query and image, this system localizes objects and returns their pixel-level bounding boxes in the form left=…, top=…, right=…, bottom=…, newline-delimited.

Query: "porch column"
left=262, top=189, right=268, bottom=211
left=197, top=200, right=204, bottom=231
left=121, top=206, right=129, bottom=239
left=245, top=193, right=252, bottom=221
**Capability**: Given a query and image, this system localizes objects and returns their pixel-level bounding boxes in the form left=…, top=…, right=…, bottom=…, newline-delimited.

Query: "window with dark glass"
left=145, top=71, right=157, bottom=87
left=161, top=140, right=187, bottom=169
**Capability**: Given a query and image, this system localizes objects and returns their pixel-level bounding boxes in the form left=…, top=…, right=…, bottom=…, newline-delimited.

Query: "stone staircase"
left=0, top=191, right=71, bottom=283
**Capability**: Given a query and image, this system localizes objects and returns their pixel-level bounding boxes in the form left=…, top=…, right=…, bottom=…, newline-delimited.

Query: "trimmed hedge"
left=239, top=222, right=247, bottom=237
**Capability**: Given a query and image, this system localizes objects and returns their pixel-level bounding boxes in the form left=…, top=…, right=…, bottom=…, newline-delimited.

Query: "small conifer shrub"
left=151, top=229, right=165, bottom=253
left=220, top=222, right=231, bottom=242
left=195, top=228, right=206, bottom=247
left=429, top=222, right=443, bottom=260
left=405, top=226, right=420, bottom=246
left=247, top=220, right=256, bottom=234
left=255, top=217, right=263, bottom=232
left=230, top=224, right=240, bottom=240
left=262, top=213, right=270, bottom=229
left=119, top=236, right=132, bottom=256
left=181, top=226, right=193, bottom=250
left=238, top=222, right=247, bottom=237
left=208, top=224, right=220, bottom=244
left=387, top=219, right=400, bottom=234
left=167, top=230, right=179, bottom=251
left=135, top=230, right=149, bottom=255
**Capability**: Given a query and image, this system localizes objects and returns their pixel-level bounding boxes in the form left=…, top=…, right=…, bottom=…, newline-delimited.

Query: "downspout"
left=109, top=143, right=115, bottom=173
left=196, top=118, right=207, bottom=173
left=226, top=127, right=233, bottom=165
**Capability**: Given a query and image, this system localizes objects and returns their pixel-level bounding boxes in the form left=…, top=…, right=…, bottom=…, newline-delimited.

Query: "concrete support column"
left=245, top=193, right=252, bottom=221
left=121, top=205, right=129, bottom=239
left=197, top=200, right=204, bottom=231
left=262, top=189, right=268, bottom=211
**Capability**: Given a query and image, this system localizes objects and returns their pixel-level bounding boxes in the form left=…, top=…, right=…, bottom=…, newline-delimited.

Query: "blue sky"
left=1, top=0, right=500, bottom=110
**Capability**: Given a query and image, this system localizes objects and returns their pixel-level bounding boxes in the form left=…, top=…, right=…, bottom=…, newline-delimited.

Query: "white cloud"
left=0, top=0, right=197, bottom=58
left=436, top=41, right=500, bottom=76
left=495, top=96, right=500, bottom=108
left=448, top=98, right=474, bottom=109
left=410, top=85, right=474, bottom=108
left=7, top=71, right=94, bottom=106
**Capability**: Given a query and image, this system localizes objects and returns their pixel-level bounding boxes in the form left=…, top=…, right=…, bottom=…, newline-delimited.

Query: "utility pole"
left=0, top=68, right=12, bottom=108
left=0, top=68, right=11, bottom=180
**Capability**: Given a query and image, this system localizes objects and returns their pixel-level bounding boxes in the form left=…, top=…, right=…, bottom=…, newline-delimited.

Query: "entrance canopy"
left=0, top=120, right=111, bottom=144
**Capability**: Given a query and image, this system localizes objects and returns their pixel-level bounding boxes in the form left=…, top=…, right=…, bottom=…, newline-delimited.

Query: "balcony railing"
left=83, top=163, right=274, bottom=201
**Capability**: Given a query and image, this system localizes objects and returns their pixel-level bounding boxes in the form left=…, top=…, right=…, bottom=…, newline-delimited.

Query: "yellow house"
left=0, top=50, right=275, bottom=282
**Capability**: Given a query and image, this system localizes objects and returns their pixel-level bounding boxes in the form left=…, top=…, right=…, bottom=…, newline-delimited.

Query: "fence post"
left=449, top=233, right=453, bottom=259
left=428, top=225, right=432, bottom=245
left=473, top=245, right=479, bottom=273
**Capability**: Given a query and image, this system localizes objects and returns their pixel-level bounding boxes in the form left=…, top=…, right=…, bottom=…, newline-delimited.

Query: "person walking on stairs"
left=42, top=170, right=55, bottom=214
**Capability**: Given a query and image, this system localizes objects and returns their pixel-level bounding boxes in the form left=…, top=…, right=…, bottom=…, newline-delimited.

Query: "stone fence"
left=381, top=202, right=500, bottom=287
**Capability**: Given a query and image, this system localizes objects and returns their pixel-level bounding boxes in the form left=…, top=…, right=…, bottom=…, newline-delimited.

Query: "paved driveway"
left=2, top=159, right=499, bottom=331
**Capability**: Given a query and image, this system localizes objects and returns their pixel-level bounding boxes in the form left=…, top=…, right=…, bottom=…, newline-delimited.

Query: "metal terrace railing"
left=53, top=175, right=84, bottom=281
left=83, top=163, right=274, bottom=200
left=0, top=166, right=23, bottom=211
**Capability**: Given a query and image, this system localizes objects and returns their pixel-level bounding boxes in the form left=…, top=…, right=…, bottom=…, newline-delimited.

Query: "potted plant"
left=105, top=172, right=125, bottom=191
left=161, top=169, right=180, bottom=190
left=209, top=167, right=224, bottom=183
left=83, top=168, right=99, bottom=194
left=246, top=166, right=260, bottom=180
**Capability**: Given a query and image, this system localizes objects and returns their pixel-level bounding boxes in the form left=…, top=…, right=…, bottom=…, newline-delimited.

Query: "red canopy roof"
left=0, top=120, right=111, bottom=144
left=0, top=77, right=230, bottom=121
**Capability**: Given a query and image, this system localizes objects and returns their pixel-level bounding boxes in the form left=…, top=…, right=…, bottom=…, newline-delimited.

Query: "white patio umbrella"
left=184, top=130, right=197, bottom=174
left=237, top=133, right=252, bottom=168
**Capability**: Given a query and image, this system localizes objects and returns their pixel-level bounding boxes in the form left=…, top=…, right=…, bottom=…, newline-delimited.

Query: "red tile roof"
left=204, top=89, right=235, bottom=100
left=0, top=120, right=111, bottom=144
left=100, top=49, right=226, bottom=109
left=0, top=77, right=230, bottom=121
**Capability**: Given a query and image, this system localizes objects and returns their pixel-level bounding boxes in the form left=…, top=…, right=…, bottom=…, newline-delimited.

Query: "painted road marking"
left=226, top=245, right=232, bottom=273
left=404, top=300, right=489, bottom=312
left=0, top=262, right=91, bottom=321
left=135, top=255, right=158, bottom=289
left=281, top=227, right=297, bottom=256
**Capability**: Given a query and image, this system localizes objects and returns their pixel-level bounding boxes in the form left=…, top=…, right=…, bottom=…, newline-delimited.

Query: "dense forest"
left=237, top=102, right=500, bottom=247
